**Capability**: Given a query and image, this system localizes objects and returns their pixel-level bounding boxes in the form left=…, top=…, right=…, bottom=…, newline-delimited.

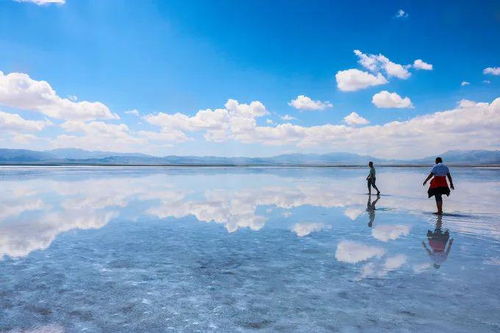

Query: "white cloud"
left=0, top=110, right=51, bottom=132
left=483, top=80, right=491, bottom=84
left=335, top=69, right=388, bottom=92
left=335, top=241, right=385, bottom=263
left=372, top=224, right=411, bottom=242
left=0, top=71, right=118, bottom=121
left=266, top=119, right=274, bottom=124
left=141, top=97, right=500, bottom=158
left=281, top=114, right=296, bottom=121
left=413, top=59, right=433, bottom=70
left=292, top=222, right=330, bottom=237
left=483, top=67, right=500, bottom=76
left=372, top=90, right=413, bottom=108
left=461, top=81, right=470, bottom=86
left=395, top=9, right=408, bottom=18
left=145, top=99, right=268, bottom=143
left=344, top=112, right=369, bottom=126
left=125, top=109, right=140, bottom=116
left=51, top=120, right=145, bottom=151
left=138, top=129, right=190, bottom=144
left=11, top=133, right=40, bottom=144
left=15, top=0, right=65, bottom=4
left=288, top=95, right=332, bottom=111
left=354, top=50, right=411, bottom=79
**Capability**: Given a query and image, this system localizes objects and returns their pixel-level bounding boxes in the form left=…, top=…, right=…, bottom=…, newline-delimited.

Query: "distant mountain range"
left=0, top=148, right=499, bottom=166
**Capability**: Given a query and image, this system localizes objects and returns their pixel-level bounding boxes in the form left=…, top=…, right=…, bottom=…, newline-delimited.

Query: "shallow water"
left=1, top=166, right=499, bottom=332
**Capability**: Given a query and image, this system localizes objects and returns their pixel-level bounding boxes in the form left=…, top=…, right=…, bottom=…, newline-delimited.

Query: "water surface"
left=1, top=167, right=499, bottom=332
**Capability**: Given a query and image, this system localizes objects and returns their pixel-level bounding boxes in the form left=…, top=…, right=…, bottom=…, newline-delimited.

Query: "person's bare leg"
left=372, top=183, right=380, bottom=195
left=437, top=200, right=443, bottom=215
left=435, top=195, right=443, bottom=215
left=368, top=182, right=371, bottom=195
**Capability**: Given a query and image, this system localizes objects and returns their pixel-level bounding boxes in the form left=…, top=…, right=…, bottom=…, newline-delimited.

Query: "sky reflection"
left=1, top=167, right=499, bottom=260
left=1, top=167, right=500, bottom=332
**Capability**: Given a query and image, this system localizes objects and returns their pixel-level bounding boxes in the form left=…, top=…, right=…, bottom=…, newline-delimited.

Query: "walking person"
left=366, top=161, right=380, bottom=195
left=423, top=157, right=455, bottom=215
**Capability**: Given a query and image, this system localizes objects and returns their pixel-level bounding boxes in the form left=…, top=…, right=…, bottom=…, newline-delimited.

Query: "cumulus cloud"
left=292, top=222, right=330, bottom=237
left=413, top=59, right=433, bottom=70
left=335, top=50, right=431, bottom=91
left=335, top=241, right=385, bottom=263
left=354, top=50, right=411, bottom=79
left=125, top=109, right=140, bottom=116
left=483, top=67, right=500, bottom=76
left=0, top=110, right=51, bottom=132
left=288, top=95, right=332, bottom=111
left=15, top=0, right=65, bottom=4
left=337, top=51, right=431, bottom=92
left=395, top=9, right=408, bottom=18
left=137, top=129, right=190, bottom=144
left=51, top=120, right=145, bottom=151
left=344, top=112, right=369, bottom=126
left=142, top=97, right=500, bottom=158
left=335, top=69, right=388, bottom=92
left=461, top=81, right=470, bottom=86
left=372, top=90, right=413, bottom=108
left=281, top=114, right=296, bottom=121
left=0, top=71, right=118, bottom=121
left=145, top=99, right=269, bottom=143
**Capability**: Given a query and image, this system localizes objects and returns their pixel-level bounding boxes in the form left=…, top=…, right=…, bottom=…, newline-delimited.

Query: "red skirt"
left=428, top=176, right=450, bottom=198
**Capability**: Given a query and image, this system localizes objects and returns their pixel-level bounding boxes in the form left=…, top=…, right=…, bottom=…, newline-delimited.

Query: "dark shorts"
left=367, top=178, right=376, bottom=186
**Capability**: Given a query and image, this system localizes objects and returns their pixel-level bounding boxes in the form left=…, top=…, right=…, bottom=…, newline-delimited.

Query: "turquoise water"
left=0, top=167, right=499, bottom=332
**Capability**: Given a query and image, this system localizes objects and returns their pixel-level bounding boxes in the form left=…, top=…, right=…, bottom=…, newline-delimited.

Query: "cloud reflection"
left=1, top=168, right=499, bottom=260
left=372, top=224, right=411, bottom=242
left=335, top=241, right=385, bottom=264
left=292, top=223, right=331, bottom=237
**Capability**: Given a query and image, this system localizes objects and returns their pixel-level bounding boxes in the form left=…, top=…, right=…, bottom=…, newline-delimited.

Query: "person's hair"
left=368, top=161, right=373, bottom=166
left=435, top=157, right=443, bottom=164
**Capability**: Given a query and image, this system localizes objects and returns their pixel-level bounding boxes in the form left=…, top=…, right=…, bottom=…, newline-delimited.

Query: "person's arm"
left=447, top=172, right=454, bottom=190
left=446, top=238, right=454, bottom=255
left=423, top=173, right=433, bottom=186
left=422, top=241, right=432, bottom=255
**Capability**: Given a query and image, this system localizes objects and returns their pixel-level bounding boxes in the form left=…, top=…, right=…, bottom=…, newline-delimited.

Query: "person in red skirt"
left=423, top=157, right=455, bottom=215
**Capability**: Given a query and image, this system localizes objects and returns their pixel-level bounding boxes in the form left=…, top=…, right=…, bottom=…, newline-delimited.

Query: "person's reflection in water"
left=366, top=194, right=380, bottom=228
left=422, top=215, right=454, bottom=269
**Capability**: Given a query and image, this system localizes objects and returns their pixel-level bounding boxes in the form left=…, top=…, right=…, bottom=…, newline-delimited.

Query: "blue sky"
left=0, top=0, right=499, bottom=158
